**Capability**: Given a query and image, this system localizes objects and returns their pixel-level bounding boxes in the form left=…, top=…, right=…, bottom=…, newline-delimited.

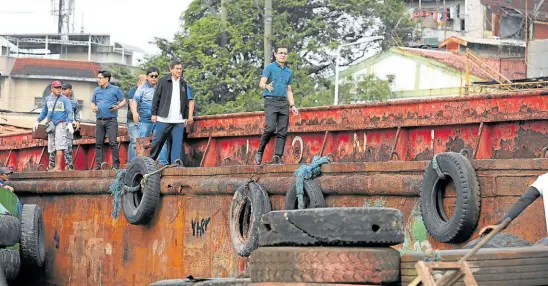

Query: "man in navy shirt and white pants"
left=91, top=70, right=126, bottom=170
left=255, top=45, right=299, bottom=165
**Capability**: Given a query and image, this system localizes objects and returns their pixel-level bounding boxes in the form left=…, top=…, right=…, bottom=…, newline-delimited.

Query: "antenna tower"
left=51, top=0, right=75, bottom=34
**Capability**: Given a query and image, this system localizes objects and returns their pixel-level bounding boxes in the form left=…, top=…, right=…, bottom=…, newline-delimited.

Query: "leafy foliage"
left=142, top=0, right=414, bottom=115
left=110, top=65, right=142, bottom=94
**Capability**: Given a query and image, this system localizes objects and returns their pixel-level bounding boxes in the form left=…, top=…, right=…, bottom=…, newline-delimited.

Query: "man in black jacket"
left=150, top=60, right=194, bottom=166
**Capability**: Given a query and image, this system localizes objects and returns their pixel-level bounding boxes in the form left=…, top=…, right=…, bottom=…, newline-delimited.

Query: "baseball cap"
left=0, top=167, right=12, bottom=175
left=51, top=80, right=63, bottom=88
left=63, top=83, right=73, bottom=89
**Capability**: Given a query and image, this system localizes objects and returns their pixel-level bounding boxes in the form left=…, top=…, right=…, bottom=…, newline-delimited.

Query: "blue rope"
left=294, top=155, right=331, bottom=209
left=109, top=169, right=140, bottom=219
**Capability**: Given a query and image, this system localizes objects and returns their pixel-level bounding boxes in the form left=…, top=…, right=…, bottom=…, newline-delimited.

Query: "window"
left=461, top=19, right=466, bottom=31
left=34, top=97, right=44, bottom=109
left=485, top=9, right=493, bottom=31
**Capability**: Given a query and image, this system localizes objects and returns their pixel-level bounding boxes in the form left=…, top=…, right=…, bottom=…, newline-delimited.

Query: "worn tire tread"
left=0, top=249, right=20, bottom=281
left=0, top=215, right=20, bottom=247
left=249, top=247, right=400, bottom=284
left=20, top=204, right=45, bottom=270
left=285, top=179, right=325, bottom=210
left=123, top=157, right=161, bottom=225
left=259, top=207, right=404, bottom=247
left=420, top=152, right=481, bottom=243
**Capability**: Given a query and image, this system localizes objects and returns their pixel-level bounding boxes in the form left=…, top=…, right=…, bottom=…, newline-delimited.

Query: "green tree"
left=143, top=0, right=413, bottom=115
left=109, top=65, right=142, bottom=94
left=338, top=74, right=393, bottom=104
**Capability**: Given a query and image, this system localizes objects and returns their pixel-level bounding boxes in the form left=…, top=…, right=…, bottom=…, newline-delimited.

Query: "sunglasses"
left=149, top=74, right=159, bottom=78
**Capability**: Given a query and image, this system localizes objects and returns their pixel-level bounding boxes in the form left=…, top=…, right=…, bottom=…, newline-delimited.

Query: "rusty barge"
left=3, top=90, right=548, bottom=285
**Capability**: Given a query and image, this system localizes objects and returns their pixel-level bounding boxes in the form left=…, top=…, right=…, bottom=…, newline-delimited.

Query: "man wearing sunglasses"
left=132, top=67, right=170, bottom=164
left=47, top=83, right=81, bottom=170
left=255, top=45, right=299, bottom=165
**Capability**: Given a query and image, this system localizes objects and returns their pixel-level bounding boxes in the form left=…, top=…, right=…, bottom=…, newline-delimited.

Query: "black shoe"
left=93, top=166, right=101, bottom=171
left=271, top=155, right=284, bottom=164
left=65, top=164, right=74, bottom=170
left=112, top=165, right=120, bottom=170
left=255, top=152, right=263, bottom=165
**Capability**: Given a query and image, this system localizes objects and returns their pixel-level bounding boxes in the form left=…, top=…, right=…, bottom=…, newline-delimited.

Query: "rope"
left=431, top=154, right=446, bottom=179
left=293, top=155, right=332, bottom=209
left=109, top=164, right=178, bottom=219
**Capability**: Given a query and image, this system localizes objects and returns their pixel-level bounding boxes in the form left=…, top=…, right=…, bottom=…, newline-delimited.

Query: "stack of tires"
left=248, top=207, right=405, bottom=285
left=0, top=204, right=46, bottom=282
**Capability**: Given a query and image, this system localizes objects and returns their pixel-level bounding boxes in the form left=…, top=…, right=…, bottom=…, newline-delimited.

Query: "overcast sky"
left=0, top=0, right=192, bottom=56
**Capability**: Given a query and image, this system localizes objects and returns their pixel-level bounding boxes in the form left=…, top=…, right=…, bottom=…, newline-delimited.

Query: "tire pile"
left=0, top=204, right=46, bottom=282
left=248, top=207, right=405, bottom=285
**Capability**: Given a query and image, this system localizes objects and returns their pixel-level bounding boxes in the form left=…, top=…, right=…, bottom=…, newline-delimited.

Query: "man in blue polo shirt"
left=34, top=80, right=74, bottom=171
left=131, top=66, right=169, bottom=164
left=255, top=45, right=299, bottom=165
left=91, top=70, right=126, bottom=170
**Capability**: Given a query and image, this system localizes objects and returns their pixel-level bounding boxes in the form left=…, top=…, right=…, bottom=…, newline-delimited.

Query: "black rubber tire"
left=150, top=279, right=197, bottom=285
left=249, top=247, right=400, bottom=284
left=256, top=183, right=272, bottom=213
left=420, top=152, right=481, bottom=243
left=259, top=207, right=404, bottom=247
left=20, top=204, right=45, bottom=270
left=0, top=215, right=20, bottom=247
left=123, top=157, right=161, bottom=225
left=284, top=179, right=325, bottom=210
left=230, top=182, right=270, bottom=257
left=464, top=233, right=531, bottom=249
left=0, top=249, right=20, bottom=281
left=194, top=278, right=250, bottom=286
left=401, top=246, right=548, bottom=285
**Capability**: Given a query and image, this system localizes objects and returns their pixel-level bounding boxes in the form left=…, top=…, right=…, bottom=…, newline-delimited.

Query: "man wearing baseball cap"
left=0, top=167, right=14, bottom=192
left=47, top=83, right=81, bottom=170
left=33, top=80, right=74, bottom=171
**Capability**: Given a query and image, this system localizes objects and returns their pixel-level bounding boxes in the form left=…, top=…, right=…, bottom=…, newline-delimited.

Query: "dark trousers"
left=95, top=118, right=120, bottom=167
left=150, top=122, right=185, bottom=164
left=258, top=97, right=289, bottom=156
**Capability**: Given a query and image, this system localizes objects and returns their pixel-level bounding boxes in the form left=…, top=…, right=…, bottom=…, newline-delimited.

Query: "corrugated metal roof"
left=10, top=58, right=102, bottom=79
left=400, top=47, right=527, bottom=80
left=458, top=36, right=526, bottom=47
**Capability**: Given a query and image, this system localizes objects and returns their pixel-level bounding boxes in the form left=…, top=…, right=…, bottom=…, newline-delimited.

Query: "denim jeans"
left=127, top=121, right=139, bottom=162
left=139, top=122, right=169, bottom=165
left=150, top=122, right=184, bottom=165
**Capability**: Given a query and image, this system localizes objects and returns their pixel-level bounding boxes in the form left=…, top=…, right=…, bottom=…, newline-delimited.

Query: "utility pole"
left=264, top=0, right=272, bottom=67
left=220, top=0, right=228, bottom=47
left=57, top=0, right=63, bottom=34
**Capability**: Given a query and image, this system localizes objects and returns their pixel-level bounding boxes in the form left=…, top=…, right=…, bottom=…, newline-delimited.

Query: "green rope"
left=294, top=155, right=332, bottom=209
left=109, top=170, right=140, bottom=219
